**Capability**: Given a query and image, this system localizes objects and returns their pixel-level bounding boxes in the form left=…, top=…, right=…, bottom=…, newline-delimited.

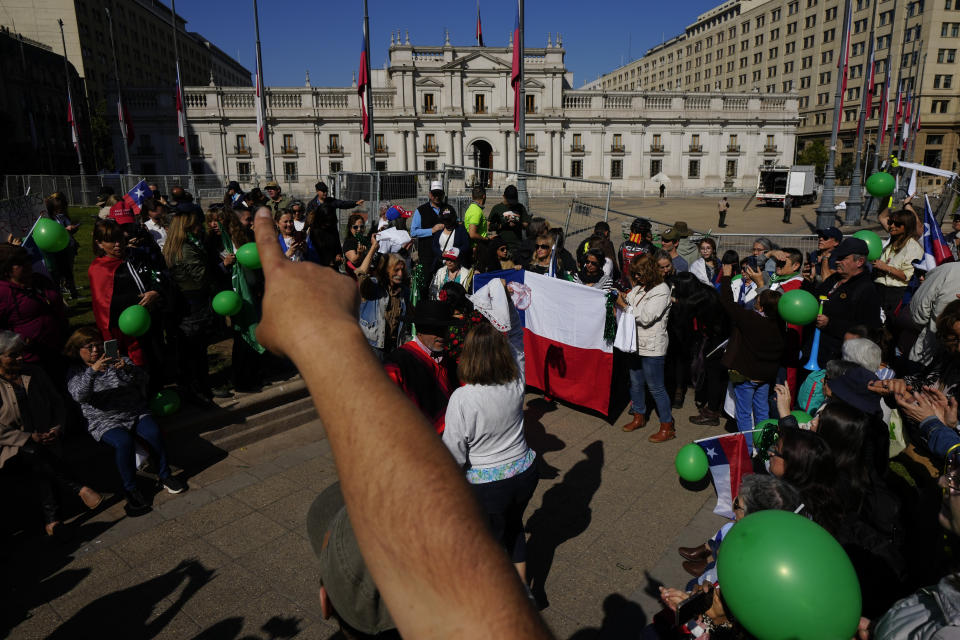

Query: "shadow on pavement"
left=526, top=440, right=604, bottom=609
left=193, top=615, right=302, bottom=640
left=46, top=559, right=215, bottom=639
left=568, top=593, right=649, bottom=640
left=525, top=398, right=565, bottom=479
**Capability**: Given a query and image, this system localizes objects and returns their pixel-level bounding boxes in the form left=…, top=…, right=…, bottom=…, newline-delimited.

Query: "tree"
left=89, top=99, right=114, bottom=173
left=797, top=139, right=829, bottom=180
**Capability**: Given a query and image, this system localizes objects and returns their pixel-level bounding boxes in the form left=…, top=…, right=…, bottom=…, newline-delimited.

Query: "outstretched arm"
left=251, top=207, right=550, bottom=640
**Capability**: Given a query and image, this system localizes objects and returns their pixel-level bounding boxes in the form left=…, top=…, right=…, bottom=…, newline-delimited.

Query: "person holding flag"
left=873, top=209, right=923, bottom=319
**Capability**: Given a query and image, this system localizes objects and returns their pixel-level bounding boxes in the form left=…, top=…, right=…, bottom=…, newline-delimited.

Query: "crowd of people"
left=5, top=175, right=960, bottom=638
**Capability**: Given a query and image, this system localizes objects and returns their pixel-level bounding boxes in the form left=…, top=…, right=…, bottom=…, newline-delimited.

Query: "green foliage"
left=89, top=99, right=114, bottom=173
left=835, top=156, right=854, bottom=184
left=798, top=139, right=829, bottom=180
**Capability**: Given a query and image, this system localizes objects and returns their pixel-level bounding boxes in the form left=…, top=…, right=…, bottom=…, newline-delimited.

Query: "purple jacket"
left=0, top=277, right=67, bottom=364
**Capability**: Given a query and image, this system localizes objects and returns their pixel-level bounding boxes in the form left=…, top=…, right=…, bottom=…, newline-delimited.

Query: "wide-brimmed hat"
left=671, top=221, right=692, bottom=237
left=402, top=300, right=459, bottom=330
left=265, top=180, right=280, bottom=190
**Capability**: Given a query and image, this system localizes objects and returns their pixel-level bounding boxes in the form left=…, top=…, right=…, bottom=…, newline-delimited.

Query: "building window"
left=726, top=159, right=738, bottom=177
left=611, top=159, right=623, bottom=179
left=525, top=94, right=536, bottom=114
left=330, top=161, right=343, bottom=173
left=375, top=134, right=385, bottom=152
left=938, top=48, right=957, bottom=62
left=375, top=161, right=387, bottom=171
left=282, top=134, right=295, bottom=153
left=571, top=159, right=583, bottom=178
left=237, top=162, right=251, bottom=180
left=424, top=133, right=437, bottom=152
left=425, top=160, right=437, bottom=172
left=525, top=133, right=536, bottom=151
left=942, top=22, right=960, bottom=36
left=650, top=159, right=662, bottom=176
left=423, top=92, right=435, bottom=113
left=283, top=162, right=298, bottom=183
left=474, top=93, right=486, bottom=114
left=572, top=133, right=583, bottom=151
left=612, top=133, right=624, bottom=151
left=729, top=134, right=738, bottom=150
left=651, top=133, right=662, bottom=151
left=329, top=134, right=341, bottom=152
left=236, top=134, right=249, bottom=153
left=688, top=160, right=700, bottom=178
left=927, top=134, right=944, bottom=145
left=924, top=149, right=943, bottom=167
left=932, top=99, right=950, bottom=112
left=524, top=159, right=536, bottom=174
left=934, top=74, right=954, bottom=88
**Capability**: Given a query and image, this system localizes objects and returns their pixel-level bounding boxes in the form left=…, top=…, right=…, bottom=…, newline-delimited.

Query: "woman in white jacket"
left=617, top=253, right=675, bottom=442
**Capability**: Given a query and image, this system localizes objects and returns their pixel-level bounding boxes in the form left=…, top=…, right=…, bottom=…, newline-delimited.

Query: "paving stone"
left=175, top=495, right=254, bottom=535
left=201, top=469, right=261, bottom=497
left=152, top=487, right=218, bottom=520
left=177, top=564, right=268, bottom=624
left=108, top=518, right=195, bottom=566
left=230, top=473, right=302, bottom=510
left=5, top=605, right=63, bottom=640
left=278, top=459, right=339, bottom=492
left=257, top=487, right=318, bottom=534
left=203, top=511, right=289, bottom=558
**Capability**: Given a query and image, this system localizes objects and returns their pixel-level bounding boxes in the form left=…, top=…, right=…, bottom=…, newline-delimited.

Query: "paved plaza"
left=3, top=384, right=730, bottom=639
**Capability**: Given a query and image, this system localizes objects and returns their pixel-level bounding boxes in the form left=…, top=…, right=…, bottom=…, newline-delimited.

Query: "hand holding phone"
left=104, top=339, right=119, bottom=360
left=676, top=587, right=714, bottom=627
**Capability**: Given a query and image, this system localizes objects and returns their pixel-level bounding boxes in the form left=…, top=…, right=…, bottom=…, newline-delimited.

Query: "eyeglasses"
left=752, top=247, right=764, bottom=253
left=351, top=225, right=364, bottom=230
left=536, top=244, right=552, bottom=250
left=79, top=342, right=103, bottom=352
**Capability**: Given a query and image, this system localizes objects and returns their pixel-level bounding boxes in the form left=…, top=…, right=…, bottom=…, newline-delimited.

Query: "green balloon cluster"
left=865, top=171, right=896, bottom=199
left=852, top=230, right=883, bottom=261
left=118, top=305, right=151, bottom=337
left=675, top=443, right=709, bottom=482
left=236, top=242, right=262, bottom=269
left=753, top=418, right=779, bottom=449
left=790, top=409, right=814, bottom=424
left=717, top=510, right=861, bottom=640
left=212, top=290, right=243, bottom=316
left=150, top=389, right=181, bottom=416
left=32, top=218, right=70, bottom=253
left=777, top=289, right=819, bottom=325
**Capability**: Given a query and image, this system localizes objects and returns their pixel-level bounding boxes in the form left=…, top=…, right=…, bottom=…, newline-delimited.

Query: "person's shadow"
left=46, top=559, right=215, bottom=639
left=567, top=593, right=649, bottom=639
left=524, top=398, right=565, bottom=479
left=525, top=440, right=604, bottom=609
left=192, top=615, right=302, bottom=640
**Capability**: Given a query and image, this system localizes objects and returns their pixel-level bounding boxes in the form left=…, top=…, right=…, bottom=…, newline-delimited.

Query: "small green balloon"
left=852, top=230, right=884, bottom=261
left=777, top=289, right=819, bottom=325
left=675, top=443, right=710, bottom=482
left=753, top=418, right=779, bottom=448
left=865, top=171, right=896, bottom=199
left=236, top=242, right=261, bottom=269
left=32, top=218, right=70, bottom=253
left=212, top=290, right=243, bottom=316
left=718, top=510, right=861, bottom=640
left=790, top=409, right=814, bottom=424
left=150, top=389, right=181, bottom=416
left=118, top=305, right=151, bottom=337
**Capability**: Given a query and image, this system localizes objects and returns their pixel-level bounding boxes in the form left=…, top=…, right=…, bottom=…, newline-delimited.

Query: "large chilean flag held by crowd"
left=473, top=269, right=613, bottom=415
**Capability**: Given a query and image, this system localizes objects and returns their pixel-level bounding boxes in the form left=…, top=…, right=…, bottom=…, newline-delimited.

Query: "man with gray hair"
left=841, top=338, right=882, bottom=374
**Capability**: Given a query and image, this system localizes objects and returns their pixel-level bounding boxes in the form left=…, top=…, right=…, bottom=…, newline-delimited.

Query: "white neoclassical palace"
left=121, top=35, right=800, bottom=193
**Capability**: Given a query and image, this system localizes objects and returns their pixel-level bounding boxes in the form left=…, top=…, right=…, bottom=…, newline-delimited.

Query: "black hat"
left=833, top=237, right=869, bottom=261
left=630, top=217, right=652, bottom=234
left=403, top=300, right=458, bottom=331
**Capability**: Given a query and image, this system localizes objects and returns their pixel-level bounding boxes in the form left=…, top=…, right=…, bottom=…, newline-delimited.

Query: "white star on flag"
left=135, top=188, right=144, bottom=198
left=706, top=447, right=718, bottom=458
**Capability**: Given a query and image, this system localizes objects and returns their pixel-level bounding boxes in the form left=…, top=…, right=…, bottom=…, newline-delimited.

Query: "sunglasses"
left=351, top=225, right=364, bottom=230
left=890, top=221, right=905, bottom=228
left=536, top=244, right=552, bottom=250
left=586, top=260, right=601, bottom=266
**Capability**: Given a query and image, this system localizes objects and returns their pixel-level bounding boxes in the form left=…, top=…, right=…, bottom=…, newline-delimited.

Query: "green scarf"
left=770, top=272, right=800, bottom=284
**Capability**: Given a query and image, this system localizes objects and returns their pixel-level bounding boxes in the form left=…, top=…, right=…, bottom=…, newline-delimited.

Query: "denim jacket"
left=359, top=277, right=408, bottom=350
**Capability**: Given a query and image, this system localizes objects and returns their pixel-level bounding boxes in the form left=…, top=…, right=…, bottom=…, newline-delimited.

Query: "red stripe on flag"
left=718, top=434, right=753, bottom=500
left=523, top=329, right=613, bottom=415
left=511, top=10, right=521, bottom=133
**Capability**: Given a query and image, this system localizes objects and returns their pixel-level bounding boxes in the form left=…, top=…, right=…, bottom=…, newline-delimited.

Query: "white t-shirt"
left=145, top=219, right=167, bottom=248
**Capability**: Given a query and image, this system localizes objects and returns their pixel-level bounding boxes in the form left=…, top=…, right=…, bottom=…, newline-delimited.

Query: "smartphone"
left=104, top=339, right=119, bottom=360
left=745, top=256, right=759, bottom=271
left=676, top=589, right=713, bottom=627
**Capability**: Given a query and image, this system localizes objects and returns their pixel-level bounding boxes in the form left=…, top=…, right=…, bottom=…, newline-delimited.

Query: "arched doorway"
left=470, top=139, right=494, bottom=187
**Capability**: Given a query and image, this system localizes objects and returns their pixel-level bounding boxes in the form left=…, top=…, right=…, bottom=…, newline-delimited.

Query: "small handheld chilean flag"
left=358, top=30, right=371, bottom=144
left=917, top=195, right=954, bottom=272
left=122, top=179, right=151, bottom=215
left=511, top=3, right=521, bottom=132
left=697, top=433, right=754, bottom=519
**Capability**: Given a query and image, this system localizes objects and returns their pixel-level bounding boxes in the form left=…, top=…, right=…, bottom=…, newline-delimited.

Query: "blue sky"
left=179, top=0, right=720, bottom=88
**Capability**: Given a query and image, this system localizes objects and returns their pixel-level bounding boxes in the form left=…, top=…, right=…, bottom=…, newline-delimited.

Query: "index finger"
left=253, top=207, right=283, bottom=272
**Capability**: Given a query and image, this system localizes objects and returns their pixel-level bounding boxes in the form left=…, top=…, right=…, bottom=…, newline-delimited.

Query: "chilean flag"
left=511, top=4, right=522, bottom=133
left=255, top=72, right=265, bottom=145
left=67, top=89, right=80, bottom=155
left=476, top=1, right=484, bottom=46
left=358, top=30, right=371, bottom=143
left=123, top=179, right=151, bottom=215
left=835, top=0, right=852, bottom=134
left=118, top=96, right=134, bottom=147
left=879, top=58, right=892, bottom=144
left=865, top=41, right=876, bottom=118
left=175, top=61, right=187, bottom=151
left=917, top=195, right=954, bottom=271
left=696, top=433, right=754, bottom=519
left=892, top=80, right=903, bottom=144
left=473, top=269, right=614, bottom=415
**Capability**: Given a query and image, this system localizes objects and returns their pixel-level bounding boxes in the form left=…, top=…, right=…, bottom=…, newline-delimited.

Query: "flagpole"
left=887, top=4, right=909, bottom=162
left=895, top=33, right=919, bottom=161
left=909, top=52, right=926, bottom=162
left=814, top=0, right=851, bottom=231
left=253, top=0, right=272, bottom=181
left=169, top=0, right=194, bottom=190
left=105, top=7, right=132, bottom=177
left=516, top=0, right=528, bottom=212
left=58, top=18, right=87, bottom=205
left=875, top=0, right=897, bottom=175
left=845, top=0, right=878, bottom=225
left=363, top=0, right=375, bottom=175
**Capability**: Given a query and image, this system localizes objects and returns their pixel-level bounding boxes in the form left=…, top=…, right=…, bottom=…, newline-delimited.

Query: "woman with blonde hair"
left=617, top=253, right=674, bottom=441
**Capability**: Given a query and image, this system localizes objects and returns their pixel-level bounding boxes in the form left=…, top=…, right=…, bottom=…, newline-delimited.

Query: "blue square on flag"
left=123, top=180, right=151, bottom=215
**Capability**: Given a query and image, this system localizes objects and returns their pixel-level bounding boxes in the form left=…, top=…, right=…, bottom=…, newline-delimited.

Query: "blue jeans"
left=733, top=380, right=769, bottom=454
left=100, top=415, right=171, bottom=492
left=628, top=354, right=673, bottom=423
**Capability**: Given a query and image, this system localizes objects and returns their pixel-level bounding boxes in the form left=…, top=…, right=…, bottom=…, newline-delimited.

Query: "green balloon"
left=753, top=418, right=779, bottom=448
left=118, top=305, right=151, bottom=337
left=852, top=230, right=883, bottom=261
left=790, top=410, right=814, bottom=424
left=675, top=443, right=709, bottom=482
left=32, top=218, right=70, bottom=253
left=150, top=389, right=181, bottom=416
left=717, top=510, right=861, bottom=640
left=236, top=242, right=262, bottom=269
left=777, top=289, right=819, bottom=325
left=865, top=171, right=896, bottom=199
left=212, top=290, right=243, bottom=316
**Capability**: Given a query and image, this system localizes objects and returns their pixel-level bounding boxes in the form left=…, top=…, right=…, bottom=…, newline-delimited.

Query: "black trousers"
left=231, top=334, right=263, bottom=391
left=15, top=441, right=83, bottom=524
left=471, top=462, right=539, bottom=563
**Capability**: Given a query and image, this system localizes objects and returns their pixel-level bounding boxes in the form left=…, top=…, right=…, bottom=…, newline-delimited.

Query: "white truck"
left=756, top=165, right=818, bottom=205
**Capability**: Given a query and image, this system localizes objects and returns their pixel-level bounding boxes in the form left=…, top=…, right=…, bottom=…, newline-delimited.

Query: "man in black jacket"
left=802, top=237, right=882, bottom=366
left=411, top=181, right=457, bottom=279
left=305, top=181, right=365, bottom=216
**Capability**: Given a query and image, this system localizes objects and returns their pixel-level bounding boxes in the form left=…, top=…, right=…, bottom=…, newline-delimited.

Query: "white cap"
left=430, top=180, right=443, bottom=192
left=441, top=247, right=460, bottom=261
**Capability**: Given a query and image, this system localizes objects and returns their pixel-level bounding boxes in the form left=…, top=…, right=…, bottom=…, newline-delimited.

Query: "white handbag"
left=614, top=308, right=637, bottom=353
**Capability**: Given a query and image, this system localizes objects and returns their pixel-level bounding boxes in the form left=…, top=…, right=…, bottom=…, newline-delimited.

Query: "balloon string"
left=693, top=429, right=762, bottom=444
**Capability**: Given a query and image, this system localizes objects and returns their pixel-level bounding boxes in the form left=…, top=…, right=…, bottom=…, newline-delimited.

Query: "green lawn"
left=65, top=206, right=100, bottom=328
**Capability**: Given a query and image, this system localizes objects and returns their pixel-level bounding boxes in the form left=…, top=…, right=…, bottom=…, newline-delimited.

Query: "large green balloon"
left=236, top=242, right=262, bottom=269
left=717, top=510, right=861, bottom=640
left=32, top=218, right=70, bottom=253
left=150, top=389, right=181, bottom=416
left=852, top=230, right=883, bottom=261
left=753, top=418, right=779, bottom=448
left=777, top=289, right=819, bottom=325
left=865, top=172, right=896, bottom=199
left=118, top=305, right=151, bottom=337
left=790, top=410, right=814, bottom=424
left=675, top=443, right=709, bottom=482
left=212, top=290, right=243, bottom=316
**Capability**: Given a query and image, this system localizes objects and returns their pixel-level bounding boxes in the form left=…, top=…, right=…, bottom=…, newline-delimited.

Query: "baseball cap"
left=385, top=205, right=411, bottom=221
left=442, top=247, right=461, bottom=261
left=306, top=483, right=395, bottom=635
left=429, top=180, right=444, bottom=194
left=661, top=228, right=681, bottom=241
left=816, top=227, right=843, bottom=243
left=109, top=202, right=136, bottom=225
left=832, top=237, right=869, bottom=261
